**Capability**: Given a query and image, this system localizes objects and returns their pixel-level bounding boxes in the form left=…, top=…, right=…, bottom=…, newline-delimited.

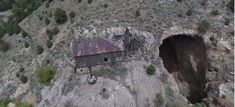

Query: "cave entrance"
left=159, top=35, right=208, bottom=104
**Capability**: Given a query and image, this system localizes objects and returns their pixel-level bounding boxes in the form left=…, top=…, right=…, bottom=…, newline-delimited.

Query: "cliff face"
left=159, top=35, right=208, bottom=103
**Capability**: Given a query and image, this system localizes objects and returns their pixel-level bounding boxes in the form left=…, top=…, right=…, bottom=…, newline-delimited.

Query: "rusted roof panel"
left=72, top=37, right=125, bottom=57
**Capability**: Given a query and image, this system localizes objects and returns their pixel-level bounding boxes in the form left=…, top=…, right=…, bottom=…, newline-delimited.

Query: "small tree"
left=146, top=64, right=156, bottom=75
left=54, top=8, right=67, bottom=24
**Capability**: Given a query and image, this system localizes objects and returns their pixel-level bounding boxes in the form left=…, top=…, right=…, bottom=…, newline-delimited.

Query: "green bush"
left=54, top=8, right=67, bottom=24
left=46, top=40, right=53, bottom=48
left=186, top=8, right=193, bottom=16
left=197, top=19, right=210, bottom=33
left=154, top=93, right=164, bottom=107
left=0, top=98, right=9, bottom=107
left=0, top=27, right=5, bottom=38
left=36, top=45, right=44, bottom=55
left=45, top=17, right=51, bottom=25
left=0, top=40, right=10, bottom=52
left=24, top=42, right=29, bottom=48
left=36, top=65, right=55, bottom=85
left=227, top=0, right=234, bottom=12
left=210, top=10, right=219, bottom=16
left=146, top=64, right=156, bottom=75
left=20, top=75, right=28, bottom=84
left=69, top=11, right=76, bottom=19
left=224, top=18, right=230, bottom=25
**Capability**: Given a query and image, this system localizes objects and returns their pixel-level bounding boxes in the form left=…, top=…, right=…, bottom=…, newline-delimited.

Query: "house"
left=72, top=37, right=126, bottom=69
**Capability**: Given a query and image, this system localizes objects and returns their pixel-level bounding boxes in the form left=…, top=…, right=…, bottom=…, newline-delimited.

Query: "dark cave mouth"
left=159, top=35, right=208, bottom=104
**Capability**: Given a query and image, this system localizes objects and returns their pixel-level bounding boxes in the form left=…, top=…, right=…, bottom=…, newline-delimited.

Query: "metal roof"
left=72, top=37, right=125, bottom=57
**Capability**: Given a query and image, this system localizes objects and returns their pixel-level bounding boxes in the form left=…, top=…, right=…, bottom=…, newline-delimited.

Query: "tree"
left=54, top=8, right=67, bottom=24
left=36, top=45, right=44, bottom=55
left=46, top=40, right=53, bottom=48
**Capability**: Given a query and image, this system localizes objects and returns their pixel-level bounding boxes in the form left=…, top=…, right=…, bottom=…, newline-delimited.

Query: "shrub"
left=36, top=65, right=55, bottom=85
left=227, top=0, right=234, bottom=12
left=154, top=93, right=164, bottom=107
left=177, top=0, right=182, bottom=2
left=197, top=19, right=210, bottom=33
left=210, top=10, right=219, bottom=16
left=88, top=0, right=93, bottom=4
left=146, top=64, right=156, bottom=75
left=135, top=9, right=140, bottom=17
left=45, top=17, right=51, bottom=25
left=22, top=31, right=28, bottom=38
left=24, top=42, right=29, bottom=48
left=36, top=45, right=44, bottom=55
left=46, top=40, right=53, bottom=48
left=0, top=40, right=10, bottom=52
left=186, top=8, right=193, bottom=16
left=20, top=75, right=28, bottom=84
left=0, top=0, right=14, bottom=12
left=69, top=11, right=76, bottom=19
left=52, top=27, right=59, bottom=35
left=54, top=8, right=67, bottom=24
left=224, top=18, right=230, bottom=25
left=0, top=98, right=9, bottom=107
left=0, top=27, right=5, bottom=38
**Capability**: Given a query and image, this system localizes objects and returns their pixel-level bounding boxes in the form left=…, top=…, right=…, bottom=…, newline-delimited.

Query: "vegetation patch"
left=69, top=11, right=76, bottom=19
left=46, top=40, right=53, bottom=48
left=54, top=8, right=67, bottom=24
left=19, top=75, right=28, bottom=84
left=210, top=10, right=219, bottom=16
left=93, top=64, right=127, bottom=79
left=24, top=42, right=29, bottom=48
left=46, top=27, right=59, bottom=40
left=154, top=93, right=164, bottom=107
left=227, top=0, right=234, bottom=12
left=0, top=40, right=10, bottom=52
left=186, top=8, right=193, bottom=16
left=0, top=98, right=10, bottom=107
left=36, top=45, right=44, bottom=55
left=146, top=64, right=156, bottom=75
left=224, top=18, right=230, bottom=25
left=197, top=19, right=210, bottom=33
left=36, top=65, right=55, bottom=85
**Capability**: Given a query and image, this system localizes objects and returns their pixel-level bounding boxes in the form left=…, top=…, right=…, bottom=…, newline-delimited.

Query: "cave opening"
left=159, top=35, right=208, bottom=104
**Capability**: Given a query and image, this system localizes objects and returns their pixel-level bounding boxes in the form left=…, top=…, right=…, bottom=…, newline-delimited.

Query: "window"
left=104, top=58, right=108, bottom=62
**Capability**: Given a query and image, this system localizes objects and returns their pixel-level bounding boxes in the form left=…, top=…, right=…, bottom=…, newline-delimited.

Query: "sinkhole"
left=159, top=34, right=208, bottom=104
